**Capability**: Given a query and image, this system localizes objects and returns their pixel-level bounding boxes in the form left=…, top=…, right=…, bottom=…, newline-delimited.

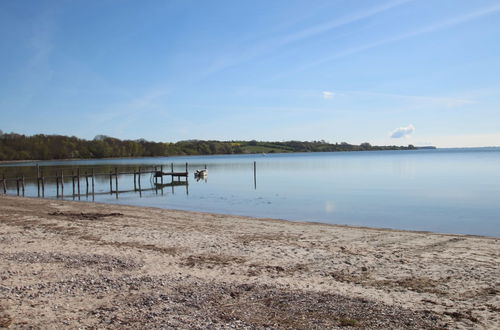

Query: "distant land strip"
left=0, top=131, right=428, bottom=161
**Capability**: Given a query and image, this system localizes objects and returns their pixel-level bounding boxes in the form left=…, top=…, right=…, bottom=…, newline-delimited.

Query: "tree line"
left=0, top=130, right=416, bottom=161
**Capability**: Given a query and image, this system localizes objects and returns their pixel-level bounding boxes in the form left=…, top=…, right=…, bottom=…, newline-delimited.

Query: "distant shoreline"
left=0, top=147, right=441, bottom=165
left=0, top=155, right=170, bottom=165
left=0, top=131, right=421, bottom=162
left=5, top=146, right=500, bottom=167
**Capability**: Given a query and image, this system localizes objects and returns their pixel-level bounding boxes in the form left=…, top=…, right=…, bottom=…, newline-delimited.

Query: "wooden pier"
left=1, top=163, right=190, bottom=199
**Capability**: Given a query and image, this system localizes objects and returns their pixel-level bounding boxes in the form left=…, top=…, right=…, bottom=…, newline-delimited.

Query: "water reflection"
left=1, top=148, right=499, bottom=237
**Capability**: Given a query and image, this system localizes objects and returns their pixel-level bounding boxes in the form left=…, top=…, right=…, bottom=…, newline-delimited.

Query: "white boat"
left=194, top=169, right=208, bottom=177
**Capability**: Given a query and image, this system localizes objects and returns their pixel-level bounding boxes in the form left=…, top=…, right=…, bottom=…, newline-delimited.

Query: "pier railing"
left=1, top=163, right=190, bottom=199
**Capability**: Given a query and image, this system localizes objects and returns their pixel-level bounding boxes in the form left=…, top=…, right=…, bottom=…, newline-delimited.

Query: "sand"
left=0, top=195, right=498, bottom=329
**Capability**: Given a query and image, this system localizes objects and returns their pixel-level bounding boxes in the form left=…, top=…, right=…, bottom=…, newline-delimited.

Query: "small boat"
left=194, top=169, right=208, bottom=177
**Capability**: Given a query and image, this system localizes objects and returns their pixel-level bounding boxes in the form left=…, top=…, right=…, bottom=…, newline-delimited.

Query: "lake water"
left=1, top=148, right=499, bottom=237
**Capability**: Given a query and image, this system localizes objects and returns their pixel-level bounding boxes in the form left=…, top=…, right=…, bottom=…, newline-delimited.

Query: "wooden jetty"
left=0, top=163, right=191, bottom=199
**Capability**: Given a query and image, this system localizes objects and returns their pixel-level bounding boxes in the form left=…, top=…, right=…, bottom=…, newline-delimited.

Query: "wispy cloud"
left=390, top=124, right=415, bottom=138
left=7, top=8, right=59, bottom=112
left=28, top=11, right=55, bottom=69
left=228, top=86, right=473, bottom=110
left=322, top=91, right=335, bottom=99
left=297, top=4, right=500, bottom=71
left=87, top=87, right=170, bottom=136
left=277, top=0, right=412, bottom=46
left=204, top=0, right=411, bottom=76
left=347, top=90, right=474, bottom=109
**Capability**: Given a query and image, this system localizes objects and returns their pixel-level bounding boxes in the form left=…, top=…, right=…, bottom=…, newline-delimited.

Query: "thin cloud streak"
left=346, top=90, right=474, bottom=108
left=296, top=4, right=500, bottom=72
left=87, top=88, right=170, bottom=133
left=278, top=0, right=413, bottom=46
left=204, top=0, right=411, bottom=76
left=8, top=9, right=58, bottom=112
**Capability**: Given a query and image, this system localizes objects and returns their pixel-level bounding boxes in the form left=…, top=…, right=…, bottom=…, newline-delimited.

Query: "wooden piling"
left=115, top=168, right=119, bottom=198
left=154, top=166, right=158, bottom=194
left=254, top=161, right=257, bottom=190
left=56, top=171, right=59, bottom=197
left=133, top=169, right=137, bottom=191
left=36, top=164, right=40, bottom=197
left=160, top=165, right=164, bottom=185
left=16, top=178, right=20, bottom=196
left=91, top=168, right=95, bottom=196
left=171, top=163, right=174, bottom=173
left=109, top=171, right=113, bottom=194
left=85, top=171, right=89, bottom=195
left=2, top=174, right=6, bottom=194
left=77, top=168, right=81, bottom=198
left=72, top=170, right=75, bottom=199
left=41, top=168, right=45, bottom=197
left=21, top=175, right=25, bottom=196
left=61, top=170, right=64, bottom=197
left=138, top=167, right=142, bottom=197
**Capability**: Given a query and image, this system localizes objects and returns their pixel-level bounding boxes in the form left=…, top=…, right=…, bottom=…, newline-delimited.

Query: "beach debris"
left=2, top=252, right=143, bottom=271
left=48, top=211, right=123, bottom=220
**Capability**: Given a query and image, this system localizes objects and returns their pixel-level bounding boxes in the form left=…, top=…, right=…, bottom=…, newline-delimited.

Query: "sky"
left=1, top=0, right=500, bottom=147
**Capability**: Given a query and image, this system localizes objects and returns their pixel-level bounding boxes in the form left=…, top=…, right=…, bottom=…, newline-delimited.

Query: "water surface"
left=2, top=148, right=499, bottom=237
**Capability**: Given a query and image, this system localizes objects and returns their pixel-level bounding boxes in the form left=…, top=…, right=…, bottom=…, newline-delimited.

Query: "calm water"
left=2, top=148, right=499, bottom=237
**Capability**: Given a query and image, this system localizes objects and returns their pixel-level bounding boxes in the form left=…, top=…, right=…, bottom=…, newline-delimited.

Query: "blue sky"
left=1, top=0, right=499, bottom=147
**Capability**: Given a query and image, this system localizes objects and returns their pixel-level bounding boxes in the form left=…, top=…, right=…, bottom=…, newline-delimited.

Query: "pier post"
left=77, top=168, right=81, bottom=199
left=160, top=165, right=164, bottom=195
left=2, top=174, right=6, bottom=194
left=61, top=170, right=64, bottom=197
left=160, top=165, right=164, bottom=185
left=109, top=171, right=113, bottom=194
left=115, top=167, right=119, bottom=199
left=133, top=170, right=137, bottom=191
left=85, top=171, right=89, bottom=196
left=72, top=170, right=75, bottom=199
left=254, top=161, right=256, bottom=190
left=21, top=175, right=25, bottom=196
left=36, top=164, right=40, bottom=197
left=91, top=168, right=95, bottom=197
left=16, top=178, right=19, bottom=196
left=138, top=167, right=142, bottom=197
left=153, top=166, right=158, bottom=194
left=41, top=168, right=45, bottom=197
left=56, top=171, right=59, bottom=197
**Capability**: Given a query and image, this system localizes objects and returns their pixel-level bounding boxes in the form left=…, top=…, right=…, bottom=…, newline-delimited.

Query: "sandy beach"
left=0, top=195, right=498, bottom=329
